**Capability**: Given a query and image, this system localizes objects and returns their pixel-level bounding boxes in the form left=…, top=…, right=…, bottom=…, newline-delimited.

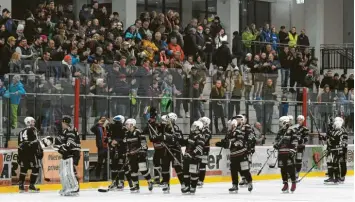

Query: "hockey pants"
left=327, top=150, right=341, bottom=179
left=199, top=151, right=209, bottom=183
left=230, top=155, right=252, bottom=186
left=295, top=146, right=305, bottom=173
left=128, top=153, right=151, bottom=188
left=278, top=153, right=296, bottom=183
left=183, top=156, right=200, bottom=189
left=153, top=148, right=164, bottom=181
left=161, top=148, right=183, bottom=184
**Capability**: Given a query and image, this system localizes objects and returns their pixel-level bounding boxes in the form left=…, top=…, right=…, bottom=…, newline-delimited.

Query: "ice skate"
left=28, top=184, right=40, bottom=193
left=282, top=182, right=289, bottom=193
left=290, top=182, right=296, bottom=193
left=197, top=181, right=204, bottom=188
left=19, top=183, right=25, bottom=193
left=130, top=185, right=140, bottom=193
left=148, top=180, right=154, bottom=191
left=229, top=184, right=238, bottom=193
left=247, top=182, right=253, bottom=192
left=162, top=183, right=170, bottom=193
left=239, top=178, right=248, bottom=187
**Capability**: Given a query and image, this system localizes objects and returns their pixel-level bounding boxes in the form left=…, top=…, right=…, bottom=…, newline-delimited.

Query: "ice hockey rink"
left=1, top=177, right=353, bottom=202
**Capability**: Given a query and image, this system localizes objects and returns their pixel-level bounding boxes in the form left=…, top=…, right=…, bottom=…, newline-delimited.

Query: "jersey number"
left=21, top=131, right=28, bottom=141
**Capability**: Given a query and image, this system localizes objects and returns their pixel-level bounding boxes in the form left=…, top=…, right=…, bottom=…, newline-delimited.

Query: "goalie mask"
left=40, top=136, right=54, bottom=148
left=191, top=121, right=203, bottom=133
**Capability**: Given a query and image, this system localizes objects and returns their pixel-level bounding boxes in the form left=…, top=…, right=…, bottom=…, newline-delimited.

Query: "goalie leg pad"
left=60, top=158, right=79, bottom=195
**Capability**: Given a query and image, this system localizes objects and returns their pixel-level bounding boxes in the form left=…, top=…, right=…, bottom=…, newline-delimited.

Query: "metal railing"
left=320, top=44, right=354, bottom=75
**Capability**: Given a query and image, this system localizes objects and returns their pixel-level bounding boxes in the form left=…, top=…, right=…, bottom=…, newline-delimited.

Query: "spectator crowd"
left=0, top=0, right=353, bottom=135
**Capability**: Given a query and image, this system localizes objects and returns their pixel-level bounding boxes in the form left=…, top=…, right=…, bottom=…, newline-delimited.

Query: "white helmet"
left=333, top=117, right=344, bottom=129
left=191, top=121, right=204, bottom=133
left=113, top=115, right=125, bottom=124
left=228, top=119, right=238, bottom=130
left=334, top=117, right=344, bottom=124
left=167, top=112, right=178, bottom=123
left=297, top=115, right=305, bottom=121
left=236, top=115, right=244, bottom=126
left=161, top=115, right=169, bottom=125
left=288, top=115, right=294, bottom=124
left=24, top=117, right=35, bottom=126
left=198, top=117, right=211, bottom=127
left=242, top=114, right=247, bottom=124
left=125, top=118, right=136, bottom=130
left=279, top=116, right=290, bottom=128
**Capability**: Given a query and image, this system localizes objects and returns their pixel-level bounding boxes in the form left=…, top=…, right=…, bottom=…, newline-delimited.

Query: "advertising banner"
left=0, top=149, right=14, bottom=186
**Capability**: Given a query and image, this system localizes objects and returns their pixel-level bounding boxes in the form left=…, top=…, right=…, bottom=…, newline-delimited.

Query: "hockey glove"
left=289, top=149, right=296, bottom=158
left=273, top=144, right=279, bottom=150
left=215, top=141, right=224, bottom=147
left=58, top=145, right=68, bottom=156
left=164, top=134, right=175, bottom=144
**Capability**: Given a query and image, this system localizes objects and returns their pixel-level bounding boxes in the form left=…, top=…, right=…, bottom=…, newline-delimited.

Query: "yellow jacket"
left=142, top=39, right=159, bottom=52
left=288, top=32, right=298, bottom=47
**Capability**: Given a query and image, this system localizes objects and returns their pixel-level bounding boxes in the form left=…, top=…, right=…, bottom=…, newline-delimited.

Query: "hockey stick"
left=161, top=142, right=182, bottom=166
left=296, top=152, right=327, bottom=183
left=257, top=149, right=275, bottom=175
left=39, top=159, right=51, bottom=182
left=269, top=159, right=278, bottom=168
left=98, top=158, right=130, bottom=192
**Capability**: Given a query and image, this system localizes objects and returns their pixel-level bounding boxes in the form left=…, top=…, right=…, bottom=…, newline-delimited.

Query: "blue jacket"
left=124, top=31, right=142, bottom=41
left=70, top=54, right=80, bottom=65
left=0, top=86, right=6, bottom=96
left=261, top=29, right=271, bottom=42
left=271, top=33, right=279, bottom=49
left=4, top=81, right=26, bottom=105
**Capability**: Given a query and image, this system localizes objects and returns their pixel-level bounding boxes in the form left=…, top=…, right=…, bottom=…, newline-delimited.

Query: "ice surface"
left=1, top=177, right=353, bottom=202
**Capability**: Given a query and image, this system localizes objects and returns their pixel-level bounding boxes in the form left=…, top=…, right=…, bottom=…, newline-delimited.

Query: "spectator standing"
left=318, top=85, right=334, bottom=131
left=270, top=27, right=279, bottom=51
left=228, top=68, right=243, bottom=119
left=279, top=46, right=290, bottom=92
left=242, top=26, right=255, bottom=55
left=210, top=16, right=223, bottom=38
left=346, top=74, right=354, bottom=90
left=91, top=116, right=109, bottom=181
left=265, top=54, right=280, bottom=91
left=1, top=9, right=16, bottom=35
left=210, top=80, right=227, bottom=133
left=23, top=11, right=38, bottom=42
left=232, top=31, right=243, bottom=65
left=16, top=38, right=34, bottom=59
left=191, top=81, right=202, bottom=121
left=320, top=70, right=334, bottom=91
left=262, top=79, right=276, bottom=133
left=338, top=74, right=348, bottom=92
left=30, top=35, right=43, bottom=59
left=308, top=57, right=320, bottom=92
left=252, top=55, right=264, bottom=98
left=214, top=28, right=227, bottom=49
left=260, top=23, right=271, bottom=43
left=241, top=53, right=253, bottom=102
left=8, top=52, right=22, bottom=73
left=79, top=4, right=94, bottom=24
left=213, top=41, right=232, bottom=71
left=168, top=36, right=184, bottom=61
left=4, top=75, right=26, bottom=129
left=183, top=28, right=198, bottom=58
left=253, top=96, right=263, bottom=123
left=0, top=36, right=16, bottom=77
left=297, top=29, right=310, bottom=48
left=288, top=27, right=298, bottom=48
left=278, top=26, right=289, bottom=45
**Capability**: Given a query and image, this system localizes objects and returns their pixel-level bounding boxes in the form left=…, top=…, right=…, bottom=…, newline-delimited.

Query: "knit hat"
left=64, top=55, right=72, bottom=62
left=40, top=35, right=47, bottom=41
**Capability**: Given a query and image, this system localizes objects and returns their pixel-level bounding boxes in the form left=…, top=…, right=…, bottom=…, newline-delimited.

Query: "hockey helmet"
left=167, top=112, right=178, bottom=123
left=235, top=114, right=244, bottom=126
left=161, top=115, right=169, bottom=125
left=24, top=117, right=35, bottom=126
left=287, top=115, right=294, bottom=124
left=279, top=116, right=290, bottom=128
left=125, top=118, right=136, bottom=130
left=191, top=121, right=204, bottom=133
left=333, top=117, right=344, bottom=129
left=334, top=117, right=344, bottom=124
left=198, top=117, right=211, bottom=127
left=113, top=115, right=125, bottom=124
left=62, top=117, right=71, bottom=125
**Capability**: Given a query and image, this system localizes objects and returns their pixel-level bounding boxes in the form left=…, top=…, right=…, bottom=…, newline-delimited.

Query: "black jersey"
left=326, top=127, right=347, bottom=151
left=275, top=127, right=298, bottom=155
left=54, top=127, right=81, bottom=160
left=243, top=124, right=256, bottom=153
left=124, top=128, right=147, bottom=155
left=109, top=122, right=126, bottom=152
left=293, top=125, right=309, bottom=145
left=145, top=121, right=164, bottom=149
left=18, top=127, right=39, bottom=151
left=185, top=131, right=205, bottom=158
left=227, top=126, right=249, bottom=157
left=201, top=128, right=212, bottom=153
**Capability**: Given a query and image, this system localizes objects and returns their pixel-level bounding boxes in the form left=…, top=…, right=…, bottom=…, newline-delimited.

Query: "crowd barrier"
left=0, top=145, right=353, bottom=193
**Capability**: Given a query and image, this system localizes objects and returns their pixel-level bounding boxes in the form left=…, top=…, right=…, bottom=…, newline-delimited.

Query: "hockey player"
left=324, top=117, right=347, bottom=185
left=181, top=121, right=205, bottom=194
left=197, top=117, right=211, bottom=188
left=107, top=115, right=132, bottom=190
left=216, top=116, right=253, bottom=193
left=293, top=115, right=309, bottom=181
left=273, top=116, right=298, bottom=193
left=18, top=117, right=42, bottom=193
left=239, top=115, right=255, bottom=188
left=337, top=117, right=348, bottom=183
left=145, top=108, right=164, bottom=186
left=124, top=118, right=154, bottom=192
left=54, top=117, right=81, bottom=196
left=160, top=113, right=184, bottom=193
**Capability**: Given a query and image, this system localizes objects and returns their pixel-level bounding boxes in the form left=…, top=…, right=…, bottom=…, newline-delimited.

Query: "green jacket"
left=242, top=31, right=256, bottom=48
